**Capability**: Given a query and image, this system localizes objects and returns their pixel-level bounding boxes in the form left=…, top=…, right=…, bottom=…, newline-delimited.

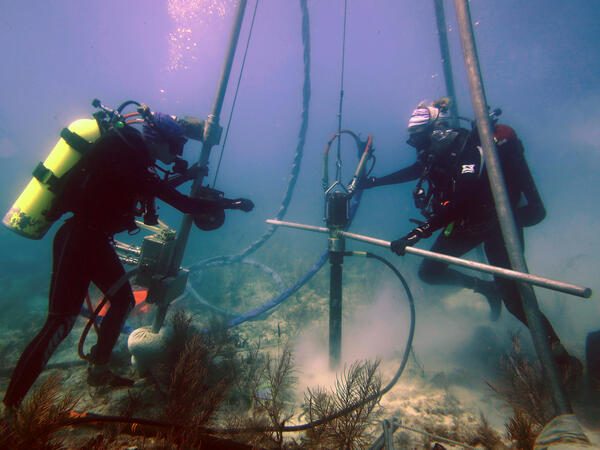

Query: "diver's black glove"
left=226, top=198, right=254, bottom=212
left=390, top=223, right=432, bottom=256
left=357, top=176, right=378, bottom=190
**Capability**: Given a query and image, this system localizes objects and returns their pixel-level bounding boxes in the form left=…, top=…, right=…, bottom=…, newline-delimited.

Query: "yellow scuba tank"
left=2, top=118, right=101, bottom=239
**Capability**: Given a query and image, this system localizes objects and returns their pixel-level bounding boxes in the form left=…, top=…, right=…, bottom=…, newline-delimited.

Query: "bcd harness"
left=413, top=109, right=504, bottom=225
left=412, top=128, right=472, bottom=220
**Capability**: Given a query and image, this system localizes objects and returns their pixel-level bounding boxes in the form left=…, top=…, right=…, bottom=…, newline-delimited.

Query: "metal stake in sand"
left=324, top=189, right=350, bottom=369
left=321, top=134, right=375, bottom=369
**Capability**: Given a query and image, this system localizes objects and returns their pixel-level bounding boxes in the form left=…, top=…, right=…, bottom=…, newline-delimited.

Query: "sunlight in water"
left=167, top=0, right=235, bottom=71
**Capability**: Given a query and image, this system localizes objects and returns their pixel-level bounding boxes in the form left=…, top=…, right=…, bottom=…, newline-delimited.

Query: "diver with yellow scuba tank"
left=1, top=99, right=254, bottom=411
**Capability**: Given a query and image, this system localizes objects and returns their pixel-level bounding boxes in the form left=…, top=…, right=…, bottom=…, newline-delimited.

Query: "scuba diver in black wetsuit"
left=1, top=109, right=254, bottom=414
left=359, top=98, right=583, bottom=387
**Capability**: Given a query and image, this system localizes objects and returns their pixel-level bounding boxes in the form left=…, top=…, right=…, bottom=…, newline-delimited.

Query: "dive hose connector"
left=136, top=104, right=153, bottom=122
left=92, top=98, right=123, bottom=124
left=328, top=235, right=346, bottom=253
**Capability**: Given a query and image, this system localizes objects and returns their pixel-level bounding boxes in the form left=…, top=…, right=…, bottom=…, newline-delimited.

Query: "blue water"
left=1, top=0, right=599, bottom=439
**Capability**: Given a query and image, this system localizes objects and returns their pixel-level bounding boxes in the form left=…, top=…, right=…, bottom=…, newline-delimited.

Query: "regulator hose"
left=78, top=297, right=108, bottom=361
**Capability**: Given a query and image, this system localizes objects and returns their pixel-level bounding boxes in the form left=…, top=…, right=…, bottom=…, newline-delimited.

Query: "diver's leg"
left=2, top=315, right=77, bottom=408
left=86, top=238, right=134, bottom=387
left=483, top=230, right=560, bottom=342
left=418, top=232, right=502, bottom=319
left=417, top=233, right=482, bottom=286
left=3, top=221, right=88, bottom=408
left=89, top=239, right=135, bottom=366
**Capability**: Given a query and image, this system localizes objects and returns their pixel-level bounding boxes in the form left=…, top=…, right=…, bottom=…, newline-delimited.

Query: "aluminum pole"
left=152, top=0, right=248, bottom=332
left=266, top=219, right=592, bottom=299
left=434, top=0, right=459, bottom=127
left=172, top=0, right=248, bottom=269
left=453, top=0, right=572, bottom=415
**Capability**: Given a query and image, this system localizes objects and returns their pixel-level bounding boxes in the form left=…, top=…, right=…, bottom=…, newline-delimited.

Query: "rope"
left=192, top=0, right=311, bottom=269
left=335, top=0, right=349, bottom=183
left=212, top=0, right=260, bottom=187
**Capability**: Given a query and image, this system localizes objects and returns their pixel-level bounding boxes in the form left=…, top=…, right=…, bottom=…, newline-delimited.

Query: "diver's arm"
left=363, top=162, right=423, bottom=189
left=176, top=116, right=205, bottom=141
left=166, top=164, right=207, bottom=188
left=151, top=178, right=253, bottom=214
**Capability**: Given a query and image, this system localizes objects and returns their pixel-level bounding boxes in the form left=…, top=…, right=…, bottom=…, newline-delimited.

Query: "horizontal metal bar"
left=268, top=219, right=329, bottom=234
left=266, top=219, right=592, bottom=299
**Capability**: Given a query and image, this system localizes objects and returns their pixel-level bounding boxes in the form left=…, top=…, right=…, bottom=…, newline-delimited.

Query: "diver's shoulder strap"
left=33, top=128, right=94, bottom=192
left=60, top=128, right=93, bottom=154
left=32, top=162, right=62, bottom=192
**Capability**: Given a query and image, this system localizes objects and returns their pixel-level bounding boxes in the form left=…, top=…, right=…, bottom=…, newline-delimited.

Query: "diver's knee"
left=110, top=294, right=135, bottom=315
left=46, top=313, right=78, bottom=334
left=502, top=295, right=528, bottom=322
left=418, top=264, right=443, bottom=284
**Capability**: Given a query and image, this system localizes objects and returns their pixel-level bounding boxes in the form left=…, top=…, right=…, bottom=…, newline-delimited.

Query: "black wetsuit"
left=3, top=126, right=222, bottom=408
left=369, top=124, right=561, bottom=345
